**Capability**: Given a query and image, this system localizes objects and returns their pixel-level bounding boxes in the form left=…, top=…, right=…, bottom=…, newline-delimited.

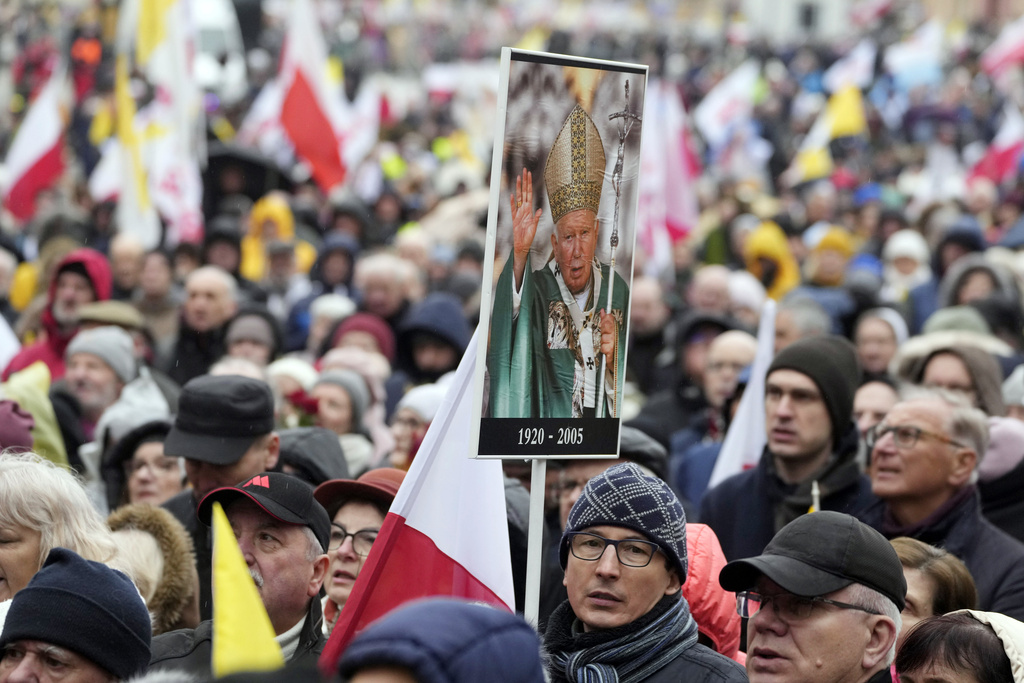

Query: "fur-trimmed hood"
left=107, top=504, right=198, bottom=636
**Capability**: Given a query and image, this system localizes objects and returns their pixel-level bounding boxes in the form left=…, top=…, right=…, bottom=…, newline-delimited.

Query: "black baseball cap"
left=719, top=511, right=906, bottom=611
left=197, top=471, right=331, bottom=552
left=165, top=375, right=275, bottom=465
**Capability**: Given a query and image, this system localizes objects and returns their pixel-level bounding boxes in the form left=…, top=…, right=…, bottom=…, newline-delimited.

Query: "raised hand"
left=511, top=168, right=543, bottom=290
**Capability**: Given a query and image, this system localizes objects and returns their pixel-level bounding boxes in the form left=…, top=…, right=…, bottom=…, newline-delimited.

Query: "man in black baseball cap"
left=719, top=511, right=905, bottom=683
left=150, top=472, right=330, bottom=676
left=162, top=374, right=281, bottom=621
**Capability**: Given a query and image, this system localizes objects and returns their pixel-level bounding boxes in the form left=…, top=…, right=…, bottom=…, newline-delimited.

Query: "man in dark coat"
left=858, top=389, right=1024, bottom=620
left=161, top=375, right=281, bottom=620
left=150, top=471, right=330, bottom=675
left=720, top=512, right=905, bottom=683
left=545, top=462, right=747, bottom=683
left=161, top=266, right=238, bottom=386
left=700, top=335, right=877, bottom=561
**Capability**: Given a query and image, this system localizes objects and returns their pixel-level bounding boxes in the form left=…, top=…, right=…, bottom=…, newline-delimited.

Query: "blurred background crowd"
left=1, top=0, right=1024, bottom=504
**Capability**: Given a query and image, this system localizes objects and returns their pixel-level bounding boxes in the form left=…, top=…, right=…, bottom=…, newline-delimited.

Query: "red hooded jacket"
left=683, top=523, right=746, bottom=665
left=3, top=248, right=112, bottom=381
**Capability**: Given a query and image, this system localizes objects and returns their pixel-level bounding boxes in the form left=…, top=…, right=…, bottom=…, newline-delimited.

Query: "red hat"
left=331, top=313, right=396, bottom=363
left=314, top=468, right=406, bottom=518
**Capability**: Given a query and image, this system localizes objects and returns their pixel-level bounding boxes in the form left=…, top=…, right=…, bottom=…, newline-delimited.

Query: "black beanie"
left=767, top=335, right=861, bottom=446
left=0, top=548, right=152, bottom=680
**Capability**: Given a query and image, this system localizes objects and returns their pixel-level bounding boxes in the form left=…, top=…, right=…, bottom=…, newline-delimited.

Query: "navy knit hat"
left=338, top=598, right=545, bottom=683
left=560, top=462, right=688, bottom=580
left=0, top=547, right=152, bottom=679
left=767, top=335, right=861, bottom=445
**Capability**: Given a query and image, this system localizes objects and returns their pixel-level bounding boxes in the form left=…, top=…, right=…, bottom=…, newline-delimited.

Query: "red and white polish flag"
left=2, top=68, right=65, bottom=221
left=278, top=0, right=347, bottom=192
left=982, top=16, right=1024, bottom=77
left=319, top=330, right=515, bottom=675
left=969, top=104, right=1024, bottom=186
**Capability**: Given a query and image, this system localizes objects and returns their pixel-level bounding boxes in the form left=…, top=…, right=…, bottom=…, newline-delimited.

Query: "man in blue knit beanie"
left=544, top=462, right=746, bottom=683
left=0, top=547, right=151, bottom=682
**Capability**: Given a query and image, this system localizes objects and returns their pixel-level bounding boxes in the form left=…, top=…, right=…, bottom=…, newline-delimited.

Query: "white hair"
left=187, top=265, right=238, bottom=303
left=309, top=294, right=356, bottom=321
left=844, top=583, right=903, bottom=666
left=300, top=525, right=325, bottom=563
left=897, top=386, right=990, bottom=482
left=0, top=452, right=117, bottom=567
left=208, top=357, right=270, bottom=383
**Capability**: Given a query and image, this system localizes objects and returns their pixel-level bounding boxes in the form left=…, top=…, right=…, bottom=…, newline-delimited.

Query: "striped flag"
left=968, top=104, right=1024, bottom=185
left=2, top=67, right=65, bottom=221
left=278, top=0, right=347, bottom=192
left=319, top=330, right=514, bottom=675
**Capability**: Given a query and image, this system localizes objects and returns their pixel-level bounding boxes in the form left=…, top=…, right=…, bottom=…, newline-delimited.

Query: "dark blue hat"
left=338, top=598, right=545, bottom=683
left=0, top=548, right=152, bottom=679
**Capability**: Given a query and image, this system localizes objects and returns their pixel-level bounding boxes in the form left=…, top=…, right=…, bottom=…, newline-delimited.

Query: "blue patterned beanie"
left=560, top=462, right=688, bottom=579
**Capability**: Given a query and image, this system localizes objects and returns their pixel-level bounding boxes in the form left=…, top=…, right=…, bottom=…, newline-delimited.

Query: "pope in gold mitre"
left=488, top=104, right=629, bottom=419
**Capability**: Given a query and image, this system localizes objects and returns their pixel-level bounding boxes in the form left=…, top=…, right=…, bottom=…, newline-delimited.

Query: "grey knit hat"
left=315, top=370, right=369, bottom=430
left=560, top=462, right=687, bottom=580
left=65, top=325, right=137, bottom=383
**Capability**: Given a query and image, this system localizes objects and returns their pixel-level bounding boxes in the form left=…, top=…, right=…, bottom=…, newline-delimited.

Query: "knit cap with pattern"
left=560, top=462, right=688, bottom=579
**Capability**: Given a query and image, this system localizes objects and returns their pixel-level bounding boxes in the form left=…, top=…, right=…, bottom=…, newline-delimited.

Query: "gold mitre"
left=544, top=104, right=606, bottom=225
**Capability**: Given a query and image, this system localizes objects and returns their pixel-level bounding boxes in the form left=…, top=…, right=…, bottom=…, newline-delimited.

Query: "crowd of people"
left=4, top=0, right=1024, bottom=681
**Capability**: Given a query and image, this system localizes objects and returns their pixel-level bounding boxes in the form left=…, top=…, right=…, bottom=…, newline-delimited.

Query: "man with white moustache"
left=149, top=471, right=330, bottom=675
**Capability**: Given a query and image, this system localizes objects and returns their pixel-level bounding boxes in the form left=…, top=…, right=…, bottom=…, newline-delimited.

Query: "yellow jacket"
left=241, top=193, right=317, bottom=281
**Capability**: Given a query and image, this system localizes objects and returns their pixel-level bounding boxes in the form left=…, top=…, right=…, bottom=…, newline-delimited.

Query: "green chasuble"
left=488, top=253, right=629, bottom=418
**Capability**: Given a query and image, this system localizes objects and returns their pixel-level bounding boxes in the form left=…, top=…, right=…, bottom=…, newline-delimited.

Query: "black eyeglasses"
left=328, top=524, right=378, bottom=556
left=566, top=532, right=661, bottom=568
left=736, top=590, right=881, bottom=622
left=865, top=424, right=965, bottom=451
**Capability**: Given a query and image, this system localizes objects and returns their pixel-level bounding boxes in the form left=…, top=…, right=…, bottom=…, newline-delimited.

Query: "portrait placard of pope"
left=476, top=50, right=646, bottom=458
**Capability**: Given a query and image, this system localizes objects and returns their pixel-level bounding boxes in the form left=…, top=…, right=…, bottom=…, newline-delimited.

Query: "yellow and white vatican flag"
left=785, top=107, right=834, bottom=186
left=112, top=0, right=204, bottom=246
left=783, top=84, right=867, bottom=185
left=113, top=55, right=161, bottom=249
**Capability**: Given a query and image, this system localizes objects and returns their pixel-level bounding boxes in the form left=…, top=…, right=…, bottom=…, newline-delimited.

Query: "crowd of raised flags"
left=6, top=0, right=1024, bottom=679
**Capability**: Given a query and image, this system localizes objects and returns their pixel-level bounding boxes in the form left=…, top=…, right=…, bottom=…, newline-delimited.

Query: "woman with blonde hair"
left=0, top=452, right=116, bottom=607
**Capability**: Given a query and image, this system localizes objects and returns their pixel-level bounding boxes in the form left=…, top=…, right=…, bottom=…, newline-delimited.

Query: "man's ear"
left=264, top=433, right=281, bottom=470
left=664, top=565, right=682, bottom=596
left=308, top=554, right=330, bottom=598
left=862, top=615, right=898, bottom=671
left=948, top=448, right=977, bottom=487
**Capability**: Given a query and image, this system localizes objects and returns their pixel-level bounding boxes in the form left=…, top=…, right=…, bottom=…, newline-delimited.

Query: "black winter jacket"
left=858, top=489, right=1024, bottom=621
left=699, top=425, right=877, bottom=561
left=148, top=596, right=326, bottom=676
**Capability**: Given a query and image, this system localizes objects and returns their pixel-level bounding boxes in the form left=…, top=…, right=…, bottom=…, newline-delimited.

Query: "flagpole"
left=523, top=458, right=547, bottom=627
left=595, top=81, right=641, bottom=418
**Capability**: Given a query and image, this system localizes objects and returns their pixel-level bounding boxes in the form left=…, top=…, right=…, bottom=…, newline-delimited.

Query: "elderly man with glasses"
left=719, top=511, right=905, bottom=683
left=857, top=387, right=1024, bottom=620
left=544, top=462, right=746, bottom=683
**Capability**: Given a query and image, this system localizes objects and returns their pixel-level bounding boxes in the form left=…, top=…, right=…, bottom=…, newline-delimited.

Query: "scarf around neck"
left=546, top=593, right=699, bottom=683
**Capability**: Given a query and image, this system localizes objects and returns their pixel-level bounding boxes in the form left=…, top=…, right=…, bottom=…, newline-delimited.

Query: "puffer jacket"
left=683, top=524, right=745, bottom=665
